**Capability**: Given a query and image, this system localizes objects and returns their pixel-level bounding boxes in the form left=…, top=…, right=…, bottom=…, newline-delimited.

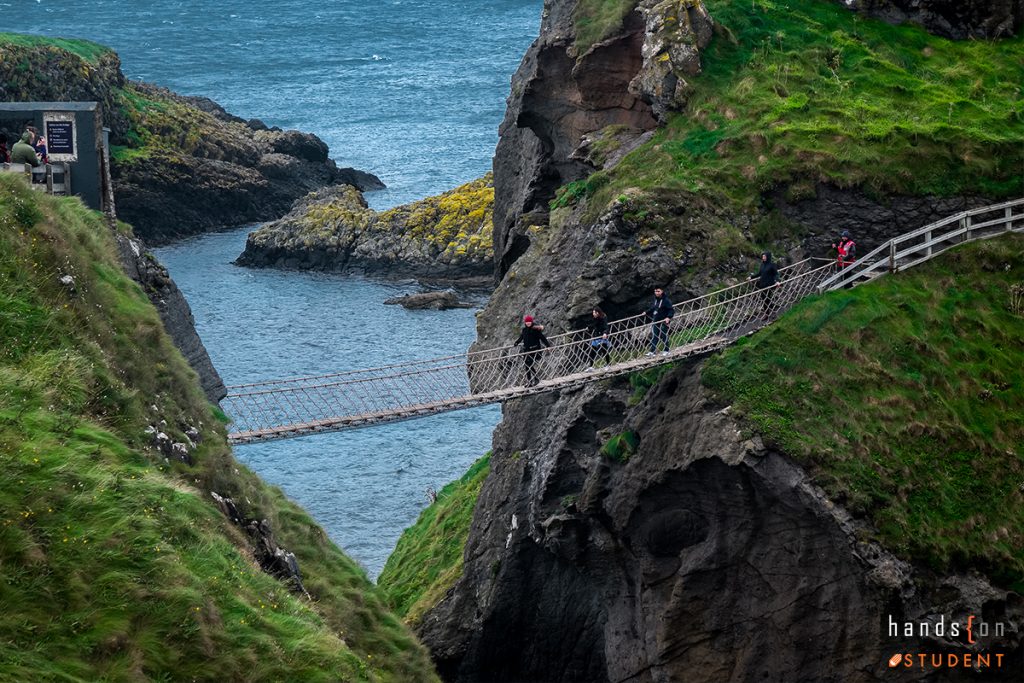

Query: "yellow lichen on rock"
left=239, top=174, right=495, bottom=278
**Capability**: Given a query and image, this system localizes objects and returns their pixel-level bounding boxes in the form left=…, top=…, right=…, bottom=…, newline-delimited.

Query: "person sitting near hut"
left=10, top=132, right=41, bottom=167
left=0, top=136, right=9, bottom=163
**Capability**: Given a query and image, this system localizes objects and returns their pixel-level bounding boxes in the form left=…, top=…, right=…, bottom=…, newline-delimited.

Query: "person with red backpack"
left=832, top=230, right=856, bottom=267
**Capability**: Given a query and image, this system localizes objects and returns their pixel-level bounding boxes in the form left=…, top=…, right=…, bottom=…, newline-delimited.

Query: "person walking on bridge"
left=515, top=315, right=551, bottom=386
left=752, top=251, right=779, bottom=315
left=586, top=306, right=612, bottom=370
left=646, top=287, right=674, bottom=356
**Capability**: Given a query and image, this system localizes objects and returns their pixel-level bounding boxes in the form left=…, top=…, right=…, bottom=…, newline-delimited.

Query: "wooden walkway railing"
left=224, top=200, right=1023, bottom=444
left=818, top=199, right=1024, bottom=291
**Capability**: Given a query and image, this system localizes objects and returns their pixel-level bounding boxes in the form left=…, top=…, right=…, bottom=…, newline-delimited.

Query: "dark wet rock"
left=834, top=0, right=1022, bottom=39
left=492, top=0, right=667, bottom=281
left=384, top=290, right=474, bottom=310
left=211, top=492, right=307, bottom=595
left=110, top=83, right=386, bottom=244
left=418, top=364, right=1024, bottom=682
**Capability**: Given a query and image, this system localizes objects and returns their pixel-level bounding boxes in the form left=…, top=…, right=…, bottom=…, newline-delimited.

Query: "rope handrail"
left=224, top=200, right=1021, bottom=444
left=226, top=257, right=818, bottom=391
left=228, top=263, right=827, bottom=398
left=225, top=260, right=835, bottom=442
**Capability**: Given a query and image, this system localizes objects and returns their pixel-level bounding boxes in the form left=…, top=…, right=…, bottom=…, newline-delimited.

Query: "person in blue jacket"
left=646, top=287, right=674, bottom=356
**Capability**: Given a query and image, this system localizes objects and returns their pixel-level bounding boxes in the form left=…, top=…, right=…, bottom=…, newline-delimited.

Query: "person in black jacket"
left=751, top=251, right=779, bottom=314
left=514, top=315, right=551, bottom=386
left=646, top=287, right=674, bottom=356
left=586, top=306, right=611, bottom=369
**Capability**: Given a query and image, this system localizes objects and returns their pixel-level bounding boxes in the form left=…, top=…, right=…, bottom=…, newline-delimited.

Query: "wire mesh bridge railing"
left=224, top=258, right=836, bottom=443
left=222, top=199, right=1023, bottom=444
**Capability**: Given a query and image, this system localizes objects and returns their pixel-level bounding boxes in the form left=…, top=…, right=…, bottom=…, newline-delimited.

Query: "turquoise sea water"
left=7, top=0, right=541, bottom=576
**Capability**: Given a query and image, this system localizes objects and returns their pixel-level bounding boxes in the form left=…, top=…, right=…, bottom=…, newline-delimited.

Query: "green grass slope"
left=564, top=0, right=1024, bottom=220
left=703, top=234, right=1024, bottom=589
left=0, top=33, right=112, bottom=63
left=0, top=175, right=437, bottom=681
left=378, top=455, right=490, bottom=626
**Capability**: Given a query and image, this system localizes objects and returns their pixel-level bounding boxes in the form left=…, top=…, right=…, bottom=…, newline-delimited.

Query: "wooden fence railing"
left=818, top=198, right=1024, bottom=292
left=0, top=162, right=71, bottom=196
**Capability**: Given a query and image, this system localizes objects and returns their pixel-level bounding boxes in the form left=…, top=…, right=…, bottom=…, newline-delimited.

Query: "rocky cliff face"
left=416, top=0, right=1023, bottom=680
left=110, top=82, right=383, bottom=245
left=419, top=364, right=1022, bottom=681
left=113, top=232, right=226, bottom=403
left=492, top=0, right=689, bottom=280
left=237, top=175, right=495, bottom=282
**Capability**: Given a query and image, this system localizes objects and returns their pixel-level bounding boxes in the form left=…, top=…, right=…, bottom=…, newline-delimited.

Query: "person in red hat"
left=514, top=315, right=551, bottom=386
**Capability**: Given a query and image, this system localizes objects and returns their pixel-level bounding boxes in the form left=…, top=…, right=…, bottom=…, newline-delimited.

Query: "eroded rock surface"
left=833, top=0, right=1022, bottom=39
left=418, top=365, right=1023, bottom=682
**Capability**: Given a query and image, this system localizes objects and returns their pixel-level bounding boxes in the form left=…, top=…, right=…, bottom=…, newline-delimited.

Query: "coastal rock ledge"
left=236, top=174, right=494, bottom=282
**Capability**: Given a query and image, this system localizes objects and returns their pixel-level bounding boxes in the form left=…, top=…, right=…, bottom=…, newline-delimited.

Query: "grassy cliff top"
left=0, top=32, right=113, bottom=63
left=703, top=234, right=1024, bottom=589
left=378, top=454, right=490, bottom=626
left=0, top=175, right=437, bottom=681
left=565, top=0, right=1024, bottom=219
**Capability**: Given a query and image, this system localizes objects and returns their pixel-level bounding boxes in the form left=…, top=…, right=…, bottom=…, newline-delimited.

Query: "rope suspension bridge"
left=224, top=200, right=1023, bottom=444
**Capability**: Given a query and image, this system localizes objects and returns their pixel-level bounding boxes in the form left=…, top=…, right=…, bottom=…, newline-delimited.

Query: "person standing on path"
left=752, top=251, right=780, bottom=315
left=514, top=315, right=551, bottom=386
left=646, top=287, right=674, bottom=356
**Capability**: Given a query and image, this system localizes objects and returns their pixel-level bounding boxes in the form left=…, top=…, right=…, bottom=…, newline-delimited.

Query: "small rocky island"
left=235, top=174, right=494, bottom=283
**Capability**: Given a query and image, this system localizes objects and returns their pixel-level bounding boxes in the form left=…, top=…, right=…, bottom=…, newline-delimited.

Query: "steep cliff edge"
left=0, top=176, right=437, bottom=681
left=396, top=0, right=1024, bottom=680
left=415, top=234, right=1023, bottom=683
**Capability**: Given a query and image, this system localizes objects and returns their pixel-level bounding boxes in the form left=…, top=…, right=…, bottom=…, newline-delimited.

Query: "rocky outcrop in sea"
left=236, top=174, right=494, bottom=282
left=111, top=82, right=384, bottom=244
left=0, top=40, right=382, bottom=244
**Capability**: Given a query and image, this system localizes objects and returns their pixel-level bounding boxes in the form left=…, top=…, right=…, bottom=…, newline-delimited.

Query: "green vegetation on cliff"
left=574, top=0, right=637, bottom=54
left=566, top=0, right=1024, bottom=219
left=703, top=235, right=1024, bottom=588
left=0, top=33, right=112, bottom=63
left=0, top=175, right=437, bottom=681
left=378, top=455, right=490, bottom=625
